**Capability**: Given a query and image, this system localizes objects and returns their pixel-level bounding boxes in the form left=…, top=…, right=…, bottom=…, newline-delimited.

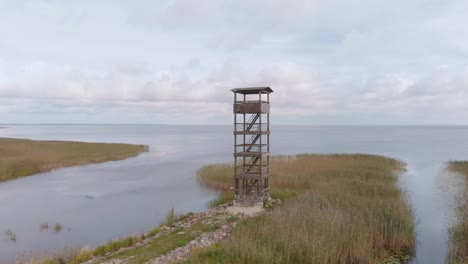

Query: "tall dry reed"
left=192, top=154, right=415, bottom=264
left=448, top=161, right=468, bottom=263
left=0, top=138, right=147, bottom=182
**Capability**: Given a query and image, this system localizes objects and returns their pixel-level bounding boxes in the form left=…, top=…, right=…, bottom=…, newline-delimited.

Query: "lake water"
left=0, top=125, right=467, bottom=263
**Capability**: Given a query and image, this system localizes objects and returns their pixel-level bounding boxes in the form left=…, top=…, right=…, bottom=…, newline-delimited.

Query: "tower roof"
left=231, top=87, right=273, bottom=94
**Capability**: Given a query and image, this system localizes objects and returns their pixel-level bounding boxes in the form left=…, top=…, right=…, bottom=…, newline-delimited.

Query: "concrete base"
left=226, top=203, right=264, bottom=217
left=232, top=199, right=263, bottom=207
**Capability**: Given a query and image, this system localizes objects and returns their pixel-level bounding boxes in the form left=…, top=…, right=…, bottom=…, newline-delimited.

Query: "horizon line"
left=1, top=123, right=468, bottom=127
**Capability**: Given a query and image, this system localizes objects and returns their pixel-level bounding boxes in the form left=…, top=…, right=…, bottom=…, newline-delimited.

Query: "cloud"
left=405, top=67, right=468, bottom=97
left=0, top=0, right=467, bottom=124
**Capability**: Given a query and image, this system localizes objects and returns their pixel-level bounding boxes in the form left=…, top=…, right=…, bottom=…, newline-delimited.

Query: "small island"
left=0, top=137, right=148, bottom=182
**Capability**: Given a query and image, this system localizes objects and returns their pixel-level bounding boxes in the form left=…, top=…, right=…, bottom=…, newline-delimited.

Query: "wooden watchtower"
left=232, top=87, right=273, bottom=205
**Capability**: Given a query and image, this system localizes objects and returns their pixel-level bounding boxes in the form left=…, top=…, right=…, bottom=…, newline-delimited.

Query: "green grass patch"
left=97, top=222, right=218, bottom=264
left=0, top=137, right=148, bottom=182
left=93, top=236, right=143, bottom=257
left=70, top=250, right=94, bottom=264
left=191, top=154, right=415, bottom=264
left=448, top=161, right=468, bottom=263
left=37, top=248, right=94, bottom=264
left=270, top=188, right=298, bottom=201
left=147, top=227, right=162, bottom=238
left=208, top=192, right=234, bottom=208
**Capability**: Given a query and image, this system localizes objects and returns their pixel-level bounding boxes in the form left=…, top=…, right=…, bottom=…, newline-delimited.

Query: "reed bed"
left=192, top=154, right=415, bottom=264
left=448, top=161, right=468, bottom=263
left=0, top=137, right=148, bottom=182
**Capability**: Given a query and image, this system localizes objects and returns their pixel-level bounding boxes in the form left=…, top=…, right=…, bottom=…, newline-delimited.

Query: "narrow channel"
left=400, top=161, right=463, bottom=263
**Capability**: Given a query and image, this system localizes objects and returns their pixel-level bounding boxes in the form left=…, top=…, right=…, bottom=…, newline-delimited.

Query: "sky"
left=0, top=0, right=467, bottom=125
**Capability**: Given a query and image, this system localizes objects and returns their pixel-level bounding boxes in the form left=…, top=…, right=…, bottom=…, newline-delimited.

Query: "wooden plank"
left=234, top=151, right=270, bottom=157
left=233, top=131, right=270, bottom=135
left=233, top=102, right=270, bottom=114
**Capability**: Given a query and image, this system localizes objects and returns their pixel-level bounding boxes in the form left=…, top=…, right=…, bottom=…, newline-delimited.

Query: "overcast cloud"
left=0, top=0, right=467, bottom=124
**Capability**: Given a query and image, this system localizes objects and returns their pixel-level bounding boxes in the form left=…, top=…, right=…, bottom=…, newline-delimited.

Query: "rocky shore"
left=90, top=202, right=267, bottom=264
left=153, top=224, right=233, bottom=264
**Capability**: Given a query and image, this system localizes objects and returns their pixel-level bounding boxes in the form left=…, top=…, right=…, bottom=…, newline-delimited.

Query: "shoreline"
left=0, top=137, right=148, bottom=183
left=33, top=202, right=257, bottom=264
left=34, top=153, right=415, bottom=264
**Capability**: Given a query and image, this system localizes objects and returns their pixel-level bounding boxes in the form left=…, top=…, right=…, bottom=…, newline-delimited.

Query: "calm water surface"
left=0, top=125, right=467, bottom=263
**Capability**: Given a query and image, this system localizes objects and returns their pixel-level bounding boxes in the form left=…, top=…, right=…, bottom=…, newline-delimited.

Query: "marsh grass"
left=35, top=208, right=191, bottom=264
left=191, top=154, right=415, bottom=264
left=164, top=208, right=177, bottom=227
left=33, top=234, right=145, bottom=264
left=448, top=161, right=468, bottom=263
left=40, top=222, right=49, bottom=231
left=5, top=229, right=16, bottom=243
left=0, top=137, right=148, bottom=182
left=209, top=192, right=234, bottom=208
left=92, top=236, right=143, bottom=257
left=31, top=248, right=94, bottom=264
left=98, top=222, right=218, bottom=264
left=53, top=223, right=63, bottom=233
